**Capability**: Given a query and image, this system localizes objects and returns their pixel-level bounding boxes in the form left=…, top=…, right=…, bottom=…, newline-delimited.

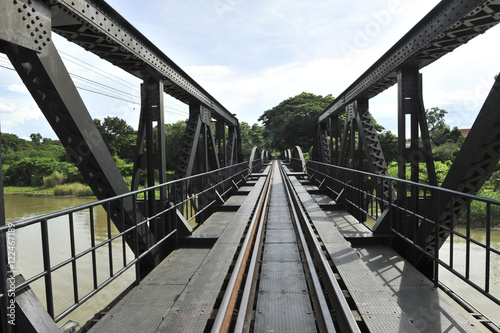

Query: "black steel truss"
left=397, top=68, right=437, bottom=187
left=0, top=0, right=245, bottom=277
left=49, top=0, right=237, bottom=125
left=3, top=41, right=159, bottom=274
left=418, top=75, right=500, bottom=257
left=317, top=0, right=500, bottom=123
left=316, top=122, right=331, bottom=164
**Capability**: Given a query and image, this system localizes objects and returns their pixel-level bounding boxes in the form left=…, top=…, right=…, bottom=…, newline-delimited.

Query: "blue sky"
left=1, top=0, right=500, bottom=140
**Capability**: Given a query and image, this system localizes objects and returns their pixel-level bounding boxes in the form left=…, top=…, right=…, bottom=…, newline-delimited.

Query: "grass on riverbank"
left=5, top=183, right=95, bottom=197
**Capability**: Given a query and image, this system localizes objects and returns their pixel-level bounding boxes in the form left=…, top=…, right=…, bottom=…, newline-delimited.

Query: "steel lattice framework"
left=313, top=0, right=500, bottom=275
left=0, top=0, right=244, bottom=276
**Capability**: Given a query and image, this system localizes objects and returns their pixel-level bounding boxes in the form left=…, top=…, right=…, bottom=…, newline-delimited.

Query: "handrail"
left=307, top=161, right=500, bottom=308
left=0, top=163, right=248, bottom=330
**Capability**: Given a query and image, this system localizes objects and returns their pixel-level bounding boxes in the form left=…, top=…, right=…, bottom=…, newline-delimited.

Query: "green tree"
left=164, top=121, right=186, bottom=170
left=30, top=133, right=42, bottom=144
left=378, top=130, right=398, bottom=163
left=94, top=116, right=136, bottom=160
left=240, top=122, right=268, bottom=159
left=423, top=107, right=465, bottom=163
left=1, top=133, right=26, bottom=153
left=259, top=92, right=334, bottom=152
left=426, top=107, right=449, bottom=146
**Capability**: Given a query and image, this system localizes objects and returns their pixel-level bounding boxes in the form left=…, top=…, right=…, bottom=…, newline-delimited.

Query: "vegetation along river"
left=5, top=194, right=500, bottom=328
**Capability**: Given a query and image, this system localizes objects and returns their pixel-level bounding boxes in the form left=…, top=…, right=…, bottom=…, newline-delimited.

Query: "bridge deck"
left=291, top=175, right=486, bottom=332
left=87, top=164, right=488, bottom=333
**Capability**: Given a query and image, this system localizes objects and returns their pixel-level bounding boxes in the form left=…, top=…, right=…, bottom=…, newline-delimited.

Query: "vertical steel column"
left=5, top=41, right=158, bottom=275
left=176, top=104, right=204, bottom=179
left=339, top=104, right=356, bottom=167
left=0, top=128, right=4, bottom=227
left=226, top=125, right=240, bottom=166
left=216, top=121, right=227, bottom=167
left=397, top=68, right=437, bottom=185
left=315, top=121, right=331, bottom=164
left=397, top=68, right=437, bottom=254
left=132, top=72, right=168, bottom=252
left=352, top=99, right=394, bottom=232
left=328, top=117, right=334, bottom=165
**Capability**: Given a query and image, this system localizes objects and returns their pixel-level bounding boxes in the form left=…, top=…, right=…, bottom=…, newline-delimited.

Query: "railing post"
left=0, top=229, right=11, bottom=333
left=40, top=218, right=54, bottom=318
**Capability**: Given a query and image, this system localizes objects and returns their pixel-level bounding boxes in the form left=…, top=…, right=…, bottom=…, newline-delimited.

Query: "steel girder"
left=176, top=106, right=205, bottom=179
left=315, top=122, right=331, bottom=164
left=397, top=68, right=437, bottom=186
left=353, top=99, right=391, bottom=177
left=316, top=0, right=500, bottom=123
left=204, top=118, right=221, bottom=172
left=3, top=40, right=159, bottom=273
left=49, top=0, right=238, bottom=125
left=131, top=72, right=171, bottom=248
left=225, top=124, right=242, bottom=167
left=417, top=76, right=500, bottom=258
left=216, top=121, right=227, bottom=168
left=344, top=99, right=394, bottom=231
left=338, top=104, right=356, bottom=168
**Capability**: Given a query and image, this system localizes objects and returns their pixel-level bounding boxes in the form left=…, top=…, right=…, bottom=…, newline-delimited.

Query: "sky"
left=1, top=0, right=499, bottom=141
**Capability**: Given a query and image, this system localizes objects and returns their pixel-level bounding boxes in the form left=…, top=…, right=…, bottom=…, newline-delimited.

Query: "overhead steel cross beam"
left=49, top=0, right=238, bottom=125
left=317, top=0, right=500, bottom=123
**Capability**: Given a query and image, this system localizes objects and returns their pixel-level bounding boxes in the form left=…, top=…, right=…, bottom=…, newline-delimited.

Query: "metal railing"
left=307, top=160, right=500, bottom=308
left=0, top=162, right=248, bottom=332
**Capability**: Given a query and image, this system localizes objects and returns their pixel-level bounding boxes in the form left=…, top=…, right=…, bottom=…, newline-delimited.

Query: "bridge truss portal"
left=0, top=0, right=244, bottom=276
left=313, top=0, right=500, bottom=277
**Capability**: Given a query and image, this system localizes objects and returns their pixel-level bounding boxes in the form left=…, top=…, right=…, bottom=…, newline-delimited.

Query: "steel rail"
left=280, top=163, right=361, bottom=333
left=233, top=167, right=273, bottom=332
left=317, top=0, right=500, bottom=123
left=279, top=163, right=338, bottom=333
left=210, top=162, right=275, bottom=333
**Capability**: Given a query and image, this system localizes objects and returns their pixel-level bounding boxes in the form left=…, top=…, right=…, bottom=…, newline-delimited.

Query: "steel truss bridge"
left=0, top=0, right=500, bottom=332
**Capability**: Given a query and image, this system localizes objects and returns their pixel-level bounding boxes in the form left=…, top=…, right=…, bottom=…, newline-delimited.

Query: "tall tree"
left=259, top=92, right=334, bottom=152
left=240, top=122, right=268, bottom=159
left=30, top=133, right=42, bottom=144
left=425, top=107, right=449, bottom=145
left=424, top=107, right=465, bottom=162
left=94, top=116, right=136, bottom=160
left=164, top=121, right=186, bottom=170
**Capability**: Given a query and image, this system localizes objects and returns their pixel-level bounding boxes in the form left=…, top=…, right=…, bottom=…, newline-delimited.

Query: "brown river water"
left=4, top=194, right=500, bottom=328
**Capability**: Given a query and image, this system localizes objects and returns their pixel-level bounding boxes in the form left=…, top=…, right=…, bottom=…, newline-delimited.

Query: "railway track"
left=210, top=161, right=364, bottom=333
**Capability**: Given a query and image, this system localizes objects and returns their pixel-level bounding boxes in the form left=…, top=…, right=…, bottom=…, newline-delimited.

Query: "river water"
left=4, top=194, right=500, bottom=328
left=5, top=194, right=136, bottom=329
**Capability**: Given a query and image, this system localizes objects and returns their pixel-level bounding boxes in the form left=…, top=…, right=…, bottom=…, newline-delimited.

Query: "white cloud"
left=7, top=84, right=29, bottom=94
left=0, top=97, right=43, bottom=134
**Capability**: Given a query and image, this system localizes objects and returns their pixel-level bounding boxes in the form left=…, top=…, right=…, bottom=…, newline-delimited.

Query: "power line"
left=59, top=51, right=138, bottom=90
left=72, top=74, right=141, bottom=101
left=76, top=85, right=141, bottom=105
left=1, top=55, right=189, bottom=117
left=0, top=64, right=15, bottom=71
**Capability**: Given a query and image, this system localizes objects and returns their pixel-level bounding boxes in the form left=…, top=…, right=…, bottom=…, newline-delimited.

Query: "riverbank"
left=4, top=183, right=95, bottom=197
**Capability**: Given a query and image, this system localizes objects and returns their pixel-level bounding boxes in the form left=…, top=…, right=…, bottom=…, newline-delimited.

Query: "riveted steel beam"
left=0, top=0, right=52, bottom=53
left=397, top=68, right=437, bottom=185
left=317, top=0, right=500, bottom=124
left=4, top=40, right=158, bottom=275
left=49, top=0, right=238, bottom=125
left=417, top=75, right=500, bottom=259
